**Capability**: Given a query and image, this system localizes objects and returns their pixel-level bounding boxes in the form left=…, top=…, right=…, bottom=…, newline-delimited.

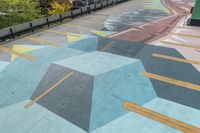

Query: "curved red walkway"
left=109, top=0, right=192, bottom=43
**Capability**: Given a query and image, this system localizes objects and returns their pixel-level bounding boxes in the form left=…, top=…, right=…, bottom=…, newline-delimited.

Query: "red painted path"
left=109, top=0, right=191, bottom=43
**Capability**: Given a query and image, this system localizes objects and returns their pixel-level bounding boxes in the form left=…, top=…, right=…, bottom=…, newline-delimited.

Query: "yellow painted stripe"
left=124, top=101, right=200, bottom=133
left=45, top=29, right=67, bottom=35
left=24, top=71, right=74, bottom=108
left=0, top=45, right=35, bottom=61
left=100, top=42, right=114, bottom=52
left=142, top=72, right=200, bottom=92
left=45, top=29, right=81, bottom=36
left=152, top=53, right=200, bottom=65
left=24, top=36, right=61, bottom=47
left=160, top=40, right=200, bottom=49
left=64, top=24, right=95, bottom=30
left=169, top=32, right=200, bottom=39
left=177, top=26, right=200, bottom=30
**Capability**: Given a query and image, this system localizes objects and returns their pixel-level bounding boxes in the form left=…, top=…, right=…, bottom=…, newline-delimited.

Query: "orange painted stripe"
left=24, top=36, right=61, bottom=47
left=0, top=45, right=35, bottom=61
left=100, top=41, right=114, bottom=52
left=177, top=26, right=200, bottom=30
left=152, top=53, right=200, bottom=65
left=45, top=29, right=81, bottom=37
left=64, top=24, right=95, bottom=30
left=24, top=71, right=74, bottom=108
left=142, top=72, right=200, bottom=92
left=169, top=32, right=200, bottom=39
left=124, top=101, right=200, bottom=133
left=160, top=40, right=200, bottom=49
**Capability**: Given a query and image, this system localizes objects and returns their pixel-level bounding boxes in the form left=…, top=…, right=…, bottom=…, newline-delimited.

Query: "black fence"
left=0, top=0, right=129, bottom=43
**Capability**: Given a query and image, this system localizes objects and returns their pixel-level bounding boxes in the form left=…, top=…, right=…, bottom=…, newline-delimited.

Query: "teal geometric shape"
left=55, top=51, right=136, bottom=75
left=0, top=61, right=9, bottom=72
left=0, top=47, right=84, bottom=109
left=90, top=59, right=157, bottom=131
left=0, top=100, right=86, bottom=133
left=69, top=35, right=97, bottom=52
left=55, top=51, right=157, bottom=132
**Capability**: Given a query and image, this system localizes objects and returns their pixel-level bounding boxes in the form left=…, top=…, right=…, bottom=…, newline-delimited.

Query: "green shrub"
left=0, top=0, right=41, bottom=29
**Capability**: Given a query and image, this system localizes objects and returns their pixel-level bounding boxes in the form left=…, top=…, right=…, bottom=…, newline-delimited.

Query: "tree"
left=48, top=0, right=72, bottom=15
left=0, top=0, right=40, bottom=29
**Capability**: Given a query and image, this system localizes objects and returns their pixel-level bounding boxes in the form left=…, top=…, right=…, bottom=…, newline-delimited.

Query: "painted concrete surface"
left=0, top=0, right=200, bottom=133
left=0, top=61, right=9, bottom=72
left=32, top=64, right=94, bottom=132
left=1, top=98, right=200, bottom=133
left=55, top=51, right=138, bottom=75
left=103, top=0, right=169, bottom=31
left=0, top=100, right=86, bottom=133
left=54, top=51, right=157, bottom=131
left=151, top=17, right=200, bottom=72
left=0, top=47, right=84, bottom=108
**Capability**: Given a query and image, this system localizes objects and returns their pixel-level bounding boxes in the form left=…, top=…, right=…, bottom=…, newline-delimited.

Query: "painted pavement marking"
left=63, top=24, right=95, bottom=30
left=142, top=72, right=200, bottom=92
left=45, top=29, right=82, bottom=36
left=24, top=71, right=74, bottom=108
left=160, top=40, right=200, bottom=49
left=152, top=53, right=200, bottom=65
left=45, top=29, right=68, bottom=35
left=123, top=101, right=200, bottom=133
left=169, top=32, right=200, bottom=39
left=0, top=45, right=35, bottom=61
left=100, top=41, right=114, bottom=52
left=24, top=36, right=61, bottom=47
left=177, top=26, right=200, bottom=30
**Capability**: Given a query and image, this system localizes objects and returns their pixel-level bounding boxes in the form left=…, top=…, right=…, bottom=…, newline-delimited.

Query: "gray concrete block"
left=0, top=27, right=10, bottom=37
left=81, top=7, right=88, bottom=13
left=62, top=11, right=71, bottom=18
left=73, top=9, right=81, bottom=16
left=96, top=3, right=102, bottom=9
left=102, top=1, right=107, bottom=7
left=12, top=22, right=30, bottom=33
left=32, top=18, right=46, bottom=27
left=48, top=14, right=60, bottom=23
left=90, top=4, right=95, bottom=10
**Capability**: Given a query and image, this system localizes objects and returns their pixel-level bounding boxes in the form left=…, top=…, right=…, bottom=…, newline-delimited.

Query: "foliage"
left=48, top=0, right=72, bottom=15
left=0, top=0, right=40, bottom=29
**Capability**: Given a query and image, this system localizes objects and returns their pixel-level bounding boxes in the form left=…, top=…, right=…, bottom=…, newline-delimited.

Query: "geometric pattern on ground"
left=31, top=51, right=157, bottom=132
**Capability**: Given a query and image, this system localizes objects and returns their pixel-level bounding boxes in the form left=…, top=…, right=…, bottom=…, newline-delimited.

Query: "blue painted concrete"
left=90, top=61, right=157, bottom=131
left=91, top=98, right=200, bottom=133
left=92, top=112, right=181, bottom=133
left=0, top=61, right=9, bottom=72
left=0, top=47, right=84, bottom=108
left=55, top=51, right=138, bottom=75
left=144, top=98, right=200, bottom=128
left=69, top=35, right=98, bottom=52
left=55, top=51, right=157, bottom=131
left=0, top=100, right=86, bottom=133
left=2, top=98, right=200, bottom=133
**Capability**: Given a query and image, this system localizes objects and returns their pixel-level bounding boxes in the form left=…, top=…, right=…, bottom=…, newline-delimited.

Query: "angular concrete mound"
left=31, top=51, right=157, bottom=132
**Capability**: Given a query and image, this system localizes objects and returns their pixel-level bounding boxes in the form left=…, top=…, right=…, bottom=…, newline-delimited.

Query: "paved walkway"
left=1, top=0, right=200, bottom=133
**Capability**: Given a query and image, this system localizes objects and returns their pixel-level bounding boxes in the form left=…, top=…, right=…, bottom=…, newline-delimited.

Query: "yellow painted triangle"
left=67, top=34, right=82, bottom=42
left=91, top=30, right=108, bottom=37
left=11, top=45, right=34, bottom=61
